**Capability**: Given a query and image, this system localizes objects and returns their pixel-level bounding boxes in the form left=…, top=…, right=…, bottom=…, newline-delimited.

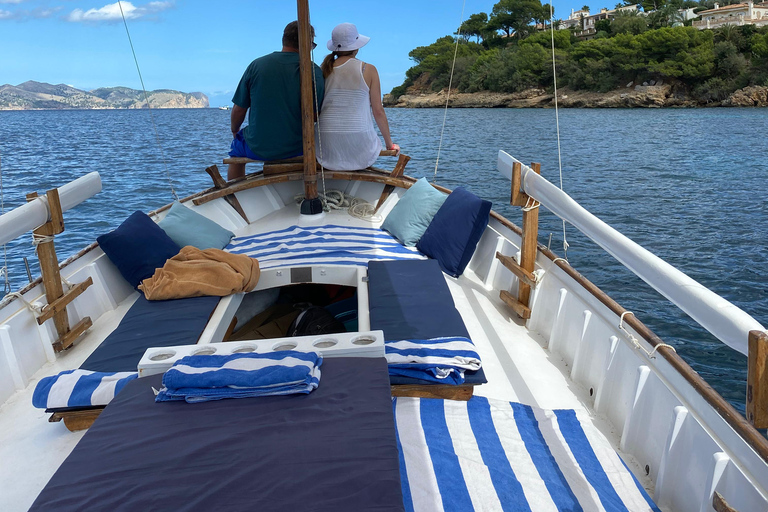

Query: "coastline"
left=383, top=84, right=768, bottom=108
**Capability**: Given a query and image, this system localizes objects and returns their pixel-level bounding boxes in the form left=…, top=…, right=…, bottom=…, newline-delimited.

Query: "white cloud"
left=66, top=1, right=172, bottom=23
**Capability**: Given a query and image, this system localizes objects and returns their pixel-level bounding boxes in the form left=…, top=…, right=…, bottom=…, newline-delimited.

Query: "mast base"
left=300, top=197, right=323, bottom=215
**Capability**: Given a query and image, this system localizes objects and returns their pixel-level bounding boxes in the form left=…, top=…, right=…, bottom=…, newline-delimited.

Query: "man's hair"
left=282, top=20, right=315, bottom=49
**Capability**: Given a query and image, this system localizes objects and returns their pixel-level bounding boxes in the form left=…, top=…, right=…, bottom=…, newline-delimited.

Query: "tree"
left=611, top=10, right=649, bottom=35
left=581, top=5, right=590, bottom=12
left=488, top=0, right=552, bottom=39
left=458, top=13, right=490, bottom=43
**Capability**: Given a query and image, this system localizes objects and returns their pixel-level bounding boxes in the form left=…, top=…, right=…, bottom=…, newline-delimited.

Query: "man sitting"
left=228, top=21, right=325, bottom=180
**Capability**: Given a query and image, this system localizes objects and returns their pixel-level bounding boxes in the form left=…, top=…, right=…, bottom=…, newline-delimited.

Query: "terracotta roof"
left=698, top=3, right=749, bottom=13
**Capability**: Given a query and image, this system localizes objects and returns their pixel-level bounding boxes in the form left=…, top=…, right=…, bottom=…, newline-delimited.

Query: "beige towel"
left=139, top=246, right=260, bottom=300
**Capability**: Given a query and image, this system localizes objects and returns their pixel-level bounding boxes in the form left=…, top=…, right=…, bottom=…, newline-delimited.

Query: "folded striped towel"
left=385, top=337, right=482, bottom=385
left=155, top=351, right=322, bottom=403
left=33, top=370, right=138, bottom=409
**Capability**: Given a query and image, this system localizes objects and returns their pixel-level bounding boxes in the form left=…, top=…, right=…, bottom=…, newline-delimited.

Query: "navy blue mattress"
left=30, top=357, right=404, bottom=512
left=80, top=294, right=219, bottom=373
left=368, top=259, right=486, bottom=385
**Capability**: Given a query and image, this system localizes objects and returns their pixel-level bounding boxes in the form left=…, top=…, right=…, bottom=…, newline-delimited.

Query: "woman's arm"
left=365, top=63, right=399, bottom=153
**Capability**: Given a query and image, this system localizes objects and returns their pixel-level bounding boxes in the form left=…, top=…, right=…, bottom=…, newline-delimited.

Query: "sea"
left=0, top=107, right=766, bottom=413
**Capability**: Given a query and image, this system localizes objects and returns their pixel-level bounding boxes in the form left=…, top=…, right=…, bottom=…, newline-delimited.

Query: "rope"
left=117, top=0, right=178, bottom=201
left=549, top=4, right=569, bottom=260
left=32, top=233, right=54, bottom=246
left=522, top=196, right=540, bottom=212
left=0, top=151, right=10, bottom=295
left=5, top=292, right=43, bottom=316
left=433, top=0, right=467, bottom=183
left=618, top=311, right=677, bottom=359
left=308, top=26, right=328, bottom=205
left=293, top=189, right=380, bottom=222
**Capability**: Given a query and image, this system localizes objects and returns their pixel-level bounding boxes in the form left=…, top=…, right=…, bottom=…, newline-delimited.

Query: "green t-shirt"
left=232, top=51, right=324, bottom=161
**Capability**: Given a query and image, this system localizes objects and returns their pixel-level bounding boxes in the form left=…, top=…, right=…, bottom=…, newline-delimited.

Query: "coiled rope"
left=293, top=189, right=381, bottom=223
left=117, top=0, right=178, bottom=201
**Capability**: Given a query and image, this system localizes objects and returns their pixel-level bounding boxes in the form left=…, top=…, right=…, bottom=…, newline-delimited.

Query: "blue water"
left=0, top=108, right=766, bottom=413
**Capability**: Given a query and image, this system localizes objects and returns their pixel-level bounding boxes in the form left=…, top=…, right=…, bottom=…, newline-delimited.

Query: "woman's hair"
left=321, top=50, right=356, bottom=78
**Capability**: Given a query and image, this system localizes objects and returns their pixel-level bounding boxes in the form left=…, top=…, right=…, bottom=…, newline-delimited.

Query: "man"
left=228, top=21, right=325, bottom=180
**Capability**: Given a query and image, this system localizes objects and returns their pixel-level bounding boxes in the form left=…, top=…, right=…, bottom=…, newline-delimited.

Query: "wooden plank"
left=49, top=407, right=104, bottom=432
left=204, top=164, right=249, bottom=222
left=517, top=162, right=541, bottom=308
left=297, top=0, right=318, bottom=203
left=36, top=277, right=93, bottom=325
left=713, top=492, right=739, bottom=512
left=747, top=330, right=768, bottom=428
left=224, top=151, right=396, bottom=165
left=53, top=316, right=91, bottom=352
left=391, top=384, right=475, bottom=401
left=500, top=289, right=531, bottom=319
left=510, top=161, right=528, bottom=206
left=495, top=251, right=537, bottom=288
left=375, top=153, right=411, bottom=212
left=193, top=171, right=415, bottom=206
left=27, top=190, right=70, bottom=341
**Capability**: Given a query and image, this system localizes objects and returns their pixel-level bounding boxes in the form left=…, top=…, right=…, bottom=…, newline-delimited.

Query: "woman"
left=316, top=23, right=399, bottom=171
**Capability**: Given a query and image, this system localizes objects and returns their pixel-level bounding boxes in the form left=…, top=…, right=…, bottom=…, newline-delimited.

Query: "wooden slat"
left=375, top=153, right=412, bottom=212
left=713, top=491, right=739, bottom=512
left=510, top=161, right=527, bottom=206
left=204, top=164, right=249, bottom=222
left=518, top=162, right=541, bottom=308
left=747, top=330, right=768, bottom=428
left=49, top=407, right=104, bottom=432
left=224, top=150, right=397, bottom=166
left=500, top=290, right=531, bottom=319
left=36, top=277, right=93, bottom=325
left=495, top=252, right=537, bottom=288
left=52, top=316, right=91, bottom=352
left=391, top=384, right=475, bottom=401
left=193, top=171, right=415, bottom=206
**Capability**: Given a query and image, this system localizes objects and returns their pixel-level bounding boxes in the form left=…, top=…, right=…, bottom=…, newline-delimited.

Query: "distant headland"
left=0, top=81, right=209, bottom=110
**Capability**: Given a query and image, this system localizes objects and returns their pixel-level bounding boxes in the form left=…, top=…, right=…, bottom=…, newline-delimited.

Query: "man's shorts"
left=229, top=130, right=266, bottom=160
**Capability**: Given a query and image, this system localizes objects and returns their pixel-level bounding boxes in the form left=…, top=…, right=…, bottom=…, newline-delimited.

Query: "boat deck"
left=0, top=205, right=652, bottom=512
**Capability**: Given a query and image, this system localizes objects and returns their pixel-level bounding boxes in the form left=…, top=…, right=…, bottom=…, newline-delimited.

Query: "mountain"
left=0, top=81, right=209, bottom=110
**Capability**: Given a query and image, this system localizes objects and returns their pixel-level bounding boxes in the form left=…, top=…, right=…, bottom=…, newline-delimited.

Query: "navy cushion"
left=97, top=211, right=181, bottom=289
left=368, top=259, right=486, bottom=385
left=417, top=187, right=492, bottom=278
left=80, top=294, right=219, bottom=373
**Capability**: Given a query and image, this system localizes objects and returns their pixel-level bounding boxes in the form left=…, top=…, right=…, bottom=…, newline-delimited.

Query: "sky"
left=0, top=0, right=599, bottom=107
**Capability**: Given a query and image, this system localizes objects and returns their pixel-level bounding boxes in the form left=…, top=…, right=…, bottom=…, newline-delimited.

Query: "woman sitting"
left=316, top=23, right=399, bottom=171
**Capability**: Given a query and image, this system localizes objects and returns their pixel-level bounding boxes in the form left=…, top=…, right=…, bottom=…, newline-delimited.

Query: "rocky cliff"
left=0, top=81, right=209, bottom=110
left=383, top=84, right=768, bottom=109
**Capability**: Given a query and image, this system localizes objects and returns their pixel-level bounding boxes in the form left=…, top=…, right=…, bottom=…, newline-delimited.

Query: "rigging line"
left=549, top=5, right=569, bottom=259
left=0, top=152, right=9, bottom=294
left=310, top=42, right=328, bottom=205
left=433, top=0, right=467, bottom=183
left=117, top=0, right=178, bottom=201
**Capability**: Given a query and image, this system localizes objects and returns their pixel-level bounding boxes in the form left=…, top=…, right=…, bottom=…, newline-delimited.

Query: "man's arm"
left=231, top=105, right=247, bottom=138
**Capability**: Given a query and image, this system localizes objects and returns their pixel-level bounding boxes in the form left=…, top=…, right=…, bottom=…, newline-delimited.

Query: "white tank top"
left=316, top=58, right=382, bottom=170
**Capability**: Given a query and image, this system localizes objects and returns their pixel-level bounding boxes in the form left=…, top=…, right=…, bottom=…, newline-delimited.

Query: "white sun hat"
left=327, top=23, right=370, bottom=52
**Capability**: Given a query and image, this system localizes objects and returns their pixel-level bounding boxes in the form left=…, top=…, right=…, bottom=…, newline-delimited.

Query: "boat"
left=0, top=2, right=766, bottom=511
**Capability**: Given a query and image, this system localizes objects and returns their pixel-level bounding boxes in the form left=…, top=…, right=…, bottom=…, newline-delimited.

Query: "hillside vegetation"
left=390, top=0, right=768, bottom=104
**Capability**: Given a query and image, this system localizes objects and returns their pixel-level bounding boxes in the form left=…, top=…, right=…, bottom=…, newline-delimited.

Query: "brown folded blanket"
left=139, top=246, right=260, bottom=300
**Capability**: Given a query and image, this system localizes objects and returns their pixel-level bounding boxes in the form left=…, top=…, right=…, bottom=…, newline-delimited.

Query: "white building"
left=693, top=1, right=768, bottom=29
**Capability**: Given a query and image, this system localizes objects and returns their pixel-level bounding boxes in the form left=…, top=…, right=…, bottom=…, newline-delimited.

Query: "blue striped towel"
left=385, top=337, right=482, bottom=385
left=33, top=370, right=138, bottom=409
left=394, top=396, right=661, bottom=512
left=226, top=225, right=426, bottom=270
left=155, top=351, right=323, bottom=403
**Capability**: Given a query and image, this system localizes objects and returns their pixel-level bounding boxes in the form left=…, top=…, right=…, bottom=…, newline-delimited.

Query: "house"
left=557, top=4, right=644, bottom=39
left=692, top=1, right=768, bottom=29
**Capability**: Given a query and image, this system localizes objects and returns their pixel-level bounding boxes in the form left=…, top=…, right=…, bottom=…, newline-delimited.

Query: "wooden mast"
left=297, top=0, right=322, bottom=215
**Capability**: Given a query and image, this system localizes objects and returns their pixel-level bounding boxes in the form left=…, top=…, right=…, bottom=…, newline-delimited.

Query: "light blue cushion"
left=381, top=178, right=447, bottom=247
left=158, top=202, right=234, bottom=250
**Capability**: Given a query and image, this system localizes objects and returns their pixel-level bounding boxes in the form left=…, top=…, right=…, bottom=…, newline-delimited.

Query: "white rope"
left=619, top=311, right=677, bottom=359
left=549, top=4, right=569, bottom=260
left=309, top=28, right=328, bottom=205
left=117, top=0, right=178, bottom=202
left=293, top=189, right=380, bottom=222
left=0, top=151, right=10, bottom=295
left=5, top=292, right=44, bottom=316
left=433, top=0, right=467, bottom=183
left=32, top=233, right=55, bottom=246
left=522, top=196, right=540, bottom=212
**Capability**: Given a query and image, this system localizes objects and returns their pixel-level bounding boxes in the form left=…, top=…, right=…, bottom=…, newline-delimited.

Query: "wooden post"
left=517, top=162, right=540, bottom=309
left=375, top=153, right=411, bottom=212
left=297, top=0, right=321, bottom=215
left=747, top=330, right=768, bottom=428
left=205, top=165, right=249, bottom=222
left=510, top=162, right=526, bottom=206
left=26, top=189, right=92, bottom=352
